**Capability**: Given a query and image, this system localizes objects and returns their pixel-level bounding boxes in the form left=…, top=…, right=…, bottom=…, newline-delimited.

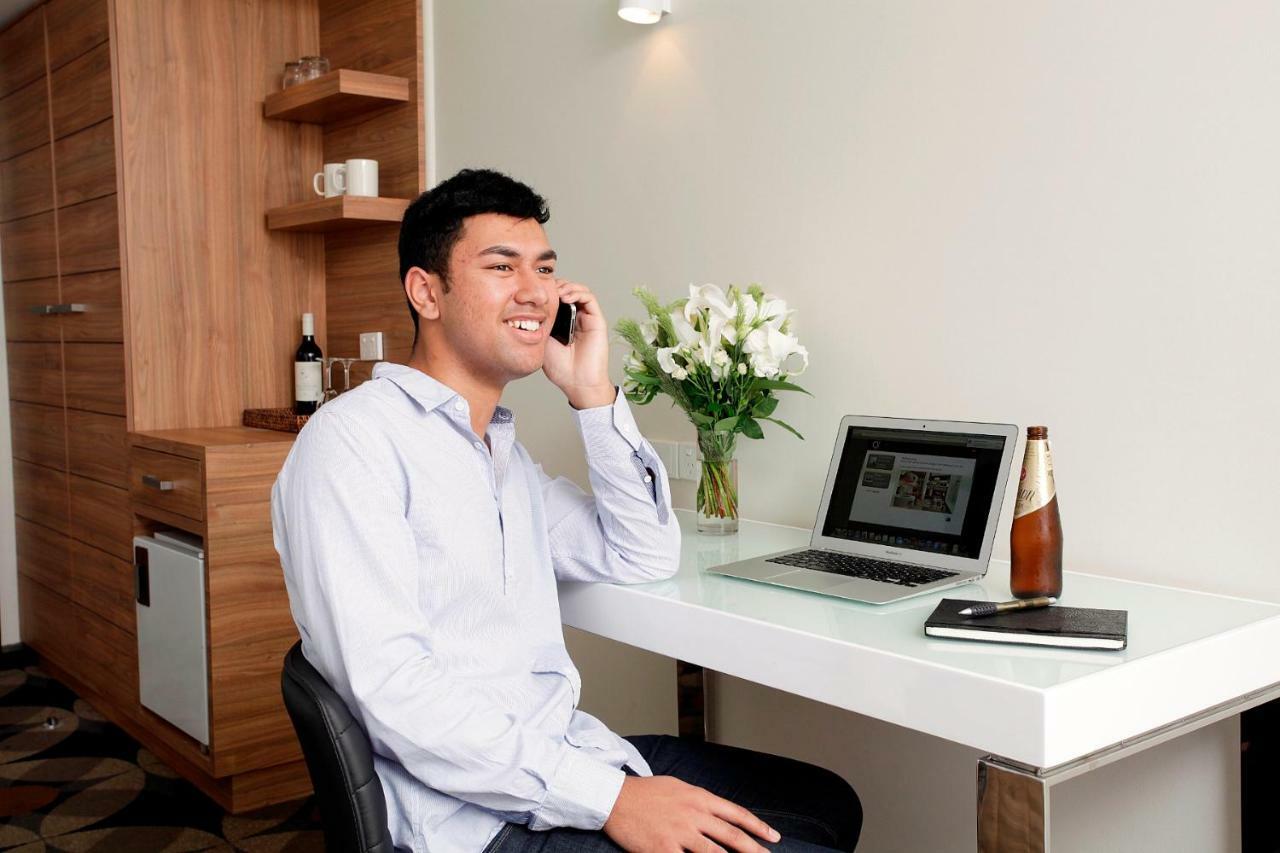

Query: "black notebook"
left=924, top=599, right=1128, bottom=650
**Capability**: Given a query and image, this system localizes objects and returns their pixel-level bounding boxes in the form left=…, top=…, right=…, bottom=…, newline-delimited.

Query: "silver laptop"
left=709, top=416, right=1019, bottom=604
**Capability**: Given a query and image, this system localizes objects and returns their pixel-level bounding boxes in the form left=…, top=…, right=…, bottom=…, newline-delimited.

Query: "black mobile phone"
left=550, top=300, right=576, bottom=346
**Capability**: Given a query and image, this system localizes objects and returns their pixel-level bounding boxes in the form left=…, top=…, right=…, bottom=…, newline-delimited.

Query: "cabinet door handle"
left=28, top=305, right=55, bottom=315
left=48, top=303, right=87, bottom=314
left=141, top=474, right=175, bottom=491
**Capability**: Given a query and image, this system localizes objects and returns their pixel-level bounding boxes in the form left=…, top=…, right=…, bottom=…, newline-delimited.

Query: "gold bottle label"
left=1014, top=438, right=1056, bottom=518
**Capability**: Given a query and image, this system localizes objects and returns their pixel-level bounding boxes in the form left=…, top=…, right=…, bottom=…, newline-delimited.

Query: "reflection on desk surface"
left=579, top=511, right=1280, bottom=691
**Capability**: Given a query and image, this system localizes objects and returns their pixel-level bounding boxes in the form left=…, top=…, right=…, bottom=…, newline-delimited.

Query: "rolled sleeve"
left=528, top=749, right=626, bottom=831
left=573, top=388, right=668, bottom=523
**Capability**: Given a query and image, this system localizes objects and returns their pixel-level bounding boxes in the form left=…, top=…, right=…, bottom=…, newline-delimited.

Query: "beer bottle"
left=1010, top=425, right=1063, bottom=598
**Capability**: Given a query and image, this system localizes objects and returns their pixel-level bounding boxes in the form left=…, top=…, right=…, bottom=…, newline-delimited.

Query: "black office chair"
left=281, top=640, right=394, bottom=852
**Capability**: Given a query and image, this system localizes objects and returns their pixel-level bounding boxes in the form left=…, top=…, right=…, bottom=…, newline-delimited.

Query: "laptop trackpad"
left=772, top=569, right=853, bottom=592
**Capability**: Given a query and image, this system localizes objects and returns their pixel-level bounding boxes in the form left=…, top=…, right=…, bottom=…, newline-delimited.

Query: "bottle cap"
left=302, top=313, right=314, bottom=336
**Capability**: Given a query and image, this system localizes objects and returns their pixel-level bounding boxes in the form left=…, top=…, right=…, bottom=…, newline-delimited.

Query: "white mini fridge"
left=134, top=531, right=210, bottom=746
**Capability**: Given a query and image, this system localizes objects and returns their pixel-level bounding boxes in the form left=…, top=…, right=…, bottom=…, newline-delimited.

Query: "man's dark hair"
left=398, top=168, right=550, bottom=339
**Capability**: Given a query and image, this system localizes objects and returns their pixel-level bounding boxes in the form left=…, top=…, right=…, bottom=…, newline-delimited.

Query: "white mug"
left=312, top=163, right=346, bottom=198
left=343, top=159, right=378, bottom=197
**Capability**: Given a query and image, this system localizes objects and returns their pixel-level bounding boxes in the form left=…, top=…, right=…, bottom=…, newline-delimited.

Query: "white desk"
left=558, top=511, right=1280, bottom=852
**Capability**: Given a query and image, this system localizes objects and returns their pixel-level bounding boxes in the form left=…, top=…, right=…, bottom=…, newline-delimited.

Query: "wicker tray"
left=242, top=407, right=310, bottom=433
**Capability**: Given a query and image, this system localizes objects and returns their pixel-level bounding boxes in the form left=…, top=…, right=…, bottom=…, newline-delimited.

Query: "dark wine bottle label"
left=295, top=361, right=322, bottom=403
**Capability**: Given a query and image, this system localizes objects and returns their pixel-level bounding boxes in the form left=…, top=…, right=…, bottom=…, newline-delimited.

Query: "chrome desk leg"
left=977, top=757, right=1049, bottom=853
left=676, top=660, right=708, bottom=741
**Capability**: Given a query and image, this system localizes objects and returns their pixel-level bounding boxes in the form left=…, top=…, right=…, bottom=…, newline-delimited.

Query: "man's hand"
left=542, top=280, right=616, bottom=410
left=603, top=776, right=781, bottom=853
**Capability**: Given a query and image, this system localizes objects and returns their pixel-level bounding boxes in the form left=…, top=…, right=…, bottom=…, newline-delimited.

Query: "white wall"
left=427, top=1, right=1278, bottom=850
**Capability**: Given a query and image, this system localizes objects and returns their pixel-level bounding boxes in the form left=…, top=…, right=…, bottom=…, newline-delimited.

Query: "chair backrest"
left=281, top=640, right=394, bottom=853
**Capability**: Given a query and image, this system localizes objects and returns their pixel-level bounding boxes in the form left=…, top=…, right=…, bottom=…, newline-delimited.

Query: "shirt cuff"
left=528, top=747, right=627, bottom=832
left=574, top=386, right=644, bottom=459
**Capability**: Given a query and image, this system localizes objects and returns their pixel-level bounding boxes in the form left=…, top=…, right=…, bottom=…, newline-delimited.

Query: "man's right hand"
left=603, top=775, right=781, bottom=853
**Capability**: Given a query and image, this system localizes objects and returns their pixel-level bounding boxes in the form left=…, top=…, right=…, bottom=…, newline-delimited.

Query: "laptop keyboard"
left=766, top=550, right=958, bottom=588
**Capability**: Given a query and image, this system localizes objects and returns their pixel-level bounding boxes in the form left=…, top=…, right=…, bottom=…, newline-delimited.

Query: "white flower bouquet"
left=616, top=283, right=810, bottom=532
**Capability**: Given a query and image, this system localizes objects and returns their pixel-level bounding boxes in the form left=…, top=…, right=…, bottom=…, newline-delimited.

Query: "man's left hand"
left=542, top=280, right=616, bottom=410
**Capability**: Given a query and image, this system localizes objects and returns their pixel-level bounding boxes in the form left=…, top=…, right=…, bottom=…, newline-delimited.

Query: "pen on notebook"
left=958, top=596, right=1057, bottom=618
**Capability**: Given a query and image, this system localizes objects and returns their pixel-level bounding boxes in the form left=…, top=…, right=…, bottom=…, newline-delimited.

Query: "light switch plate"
left=359, top=331, right=385, bottom=361
left=677, top=442, right=700, bottom=481
left=652, top=440, right=680, bottom=478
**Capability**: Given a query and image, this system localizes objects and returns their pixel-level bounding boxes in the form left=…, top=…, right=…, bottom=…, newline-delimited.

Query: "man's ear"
left=405, top=267, right=444, bottom=321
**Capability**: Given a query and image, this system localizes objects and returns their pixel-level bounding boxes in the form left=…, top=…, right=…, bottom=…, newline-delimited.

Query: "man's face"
left=434, top=213, right=558, bottom=385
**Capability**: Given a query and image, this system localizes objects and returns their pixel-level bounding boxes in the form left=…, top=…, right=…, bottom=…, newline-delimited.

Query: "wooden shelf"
left=263, top=69, right=410, bottom=123
left=266, top=196, right=410, bottom=232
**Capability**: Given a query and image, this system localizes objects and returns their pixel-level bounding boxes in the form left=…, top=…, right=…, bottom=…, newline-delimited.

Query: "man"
left=272, top=169, right=862, bottom=853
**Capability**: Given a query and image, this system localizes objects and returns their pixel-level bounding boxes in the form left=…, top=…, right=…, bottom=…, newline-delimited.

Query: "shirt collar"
left=373, top=362, right=515, bottom=425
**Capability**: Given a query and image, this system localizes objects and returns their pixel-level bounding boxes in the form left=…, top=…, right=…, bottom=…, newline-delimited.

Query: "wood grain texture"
left=67, top=408, right=127, bottom=487
left=263, top=68, right=409, bottom=123
left=56, top=194, right=119, bottom=275
left=59, top=268, right=124, bottom=342
left=226, top=760, right=312, bottom=812
left=69, top=472, right=131, bottom=560
left=53, top=118, right=117, bottom=208
left=130, top=426, right=297, bottom=457
left=64, top=341, right=126, bottom=415
left=19, top=574, right=75, bottom=670
left=16, top=517, right=72, bottom=593
left=45, top=0, right=110, bottom=72
left=0, top=76, right=50, bottom=161
left=74, top=595, right=139, bottom=712
left=129, top=445, right=204, bottom=521
left=0, top=6, right=46, bottom=98
left=204, top=439, right=301, bottom=776
left=326, top=227, right=416, bottom=365
left=3, top=277, right=63, bottom=342
left=0, top=211, right=59, bottom=282
left=266, top=195, right=409, bottom=231
left=13, top=458, right=69, bottom=535
left=50, top=40, right=112, bottom=139
left=7, top=341, right=64, bottom=407
left=115, top=0, right=325, bottom=429
left=0, top=143, right=55, bottom=222
left=71, top=538, right=136, bottom=635
left=10, top=400, right=67, bottom=471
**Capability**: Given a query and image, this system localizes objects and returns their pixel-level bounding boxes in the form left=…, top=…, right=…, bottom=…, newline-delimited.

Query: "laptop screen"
left=819, top=426, right=1008, bottom=560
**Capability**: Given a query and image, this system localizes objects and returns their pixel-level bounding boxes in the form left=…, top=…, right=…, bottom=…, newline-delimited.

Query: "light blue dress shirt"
left=272, top=362, right=681, bottom=853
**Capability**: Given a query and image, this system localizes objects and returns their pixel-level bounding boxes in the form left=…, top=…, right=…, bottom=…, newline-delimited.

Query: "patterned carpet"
left=0, top=649, right=323, bottom=852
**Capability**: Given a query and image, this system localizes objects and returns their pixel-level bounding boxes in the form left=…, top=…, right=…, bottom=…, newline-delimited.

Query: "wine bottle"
left=294, top=313, right=323, bottom=415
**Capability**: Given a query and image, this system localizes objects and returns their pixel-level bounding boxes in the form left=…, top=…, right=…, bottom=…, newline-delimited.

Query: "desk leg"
left=977, top=757, right=1049, bottom=853
left=676, top=660, right=708, bottom=741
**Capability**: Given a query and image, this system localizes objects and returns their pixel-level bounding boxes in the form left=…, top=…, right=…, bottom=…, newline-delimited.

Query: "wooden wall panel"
left=114, top=0, right=324, bottom=428
left=59, top=269, right=124, bottom=342
left=72, top=539, right=136, bottom=634
left=0, top=7, right=46, bottom=97
left=13, top=458, right=69, bottom=534
left=11, top=401, right=67, bottom=470
left=57, top=194, right=118, bottom=274
left=69, top=473, right=131, bottom=560
left=3, top=277, right=62, bottom=342
left=19, top=575, right=74, bottom=670
left=7, top=342, right=64, bottom=407
left=16, top=517, right=72, bottom=593
left=45, top=0, right=110, bottom=72
left=64, top=341, right=126, bottom=415
left=326, top=228, right=415, bottom=364
left=67, top=409, right=127, bottom=487
left=0, top=211, right=59, bottom=282
left=54, top=119, right=116, bottom=208
left=0, top=144, right=55, bottom=222
left=0, top=77, right=51, bottom=161
left=50, top=40, right=112, bottom=139
left=75, top=602, right=140, bottom=714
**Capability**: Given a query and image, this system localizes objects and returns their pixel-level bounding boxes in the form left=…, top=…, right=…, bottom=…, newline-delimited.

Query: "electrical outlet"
left=359, top=331, right=385, bottom=361
left=677, top=442, right=700, bottom=481
left=651, top=440, right=679, bottom=478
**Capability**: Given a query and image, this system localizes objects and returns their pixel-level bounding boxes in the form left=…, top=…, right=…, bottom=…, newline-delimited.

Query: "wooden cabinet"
left=0, top=211, right=58, bottom=282
left=0, top=144, right=54, bottom=221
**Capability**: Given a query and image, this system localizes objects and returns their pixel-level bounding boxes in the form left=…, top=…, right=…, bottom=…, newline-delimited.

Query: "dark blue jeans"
left=484, top=735, right=862, bottom=853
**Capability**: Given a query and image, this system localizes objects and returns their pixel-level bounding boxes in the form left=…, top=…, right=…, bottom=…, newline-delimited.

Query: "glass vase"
left=696, top=429, right=739, bottom=535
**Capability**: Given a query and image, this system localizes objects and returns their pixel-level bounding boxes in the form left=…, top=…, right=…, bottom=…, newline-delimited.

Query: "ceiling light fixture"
left=618, top=0, right=671, bottom=25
